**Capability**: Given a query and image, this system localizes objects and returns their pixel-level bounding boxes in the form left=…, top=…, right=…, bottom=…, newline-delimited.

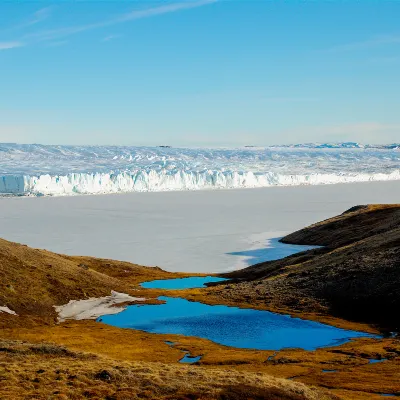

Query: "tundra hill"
left=221, top=204, right=400, bottom=330
left=0, top=242, right=336, bottom=400
left=0, top=238, right=178, bottom=327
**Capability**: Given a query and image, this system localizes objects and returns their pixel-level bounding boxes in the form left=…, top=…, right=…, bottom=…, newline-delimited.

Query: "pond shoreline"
left=99, top=277, right=379, bottom=352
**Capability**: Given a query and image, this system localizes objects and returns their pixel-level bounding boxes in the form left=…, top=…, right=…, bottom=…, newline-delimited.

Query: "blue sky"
left=0, top=0, right=399, bottom=146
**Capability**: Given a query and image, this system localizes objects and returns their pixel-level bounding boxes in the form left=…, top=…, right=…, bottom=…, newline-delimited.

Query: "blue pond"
left=164, top=341, right=201, bottom=364
left=180, top=354, right=202, bottom=364
left=141, top=276, right=227, bottom=290
left=100, top=296, right=376, bottom=351
left=369, top=358, right=387, bottom=364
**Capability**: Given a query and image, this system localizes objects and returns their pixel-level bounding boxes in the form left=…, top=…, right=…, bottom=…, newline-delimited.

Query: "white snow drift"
left=54, top=291, right=145, bottom=322
left=0, top=306, right=17, bottom=315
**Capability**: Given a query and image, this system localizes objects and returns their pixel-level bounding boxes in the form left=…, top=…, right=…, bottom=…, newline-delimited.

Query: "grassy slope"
left=0, top=238, right=333, bottom=400
left=0, top=339, right=333, bottom=400
left=2, top=321, right=398, bottom=400
left=220, top=204, right=400, bottom=330
left=0, top=237, right=190, bottom=327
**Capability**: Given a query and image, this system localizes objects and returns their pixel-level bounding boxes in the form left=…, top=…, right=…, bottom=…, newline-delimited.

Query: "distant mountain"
left=270, top=142, right=400, bottom=149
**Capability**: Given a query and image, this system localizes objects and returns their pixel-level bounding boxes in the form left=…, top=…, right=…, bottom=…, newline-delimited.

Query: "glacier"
left=1, top=143, right=399, bottom=196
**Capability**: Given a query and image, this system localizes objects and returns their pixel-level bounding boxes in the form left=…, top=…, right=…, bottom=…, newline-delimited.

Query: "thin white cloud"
left=102, top=34, right=122, bottom=42
left=0, top=6, right=52, bottom=35
left=0, top=41, right=24, bottom=50
left=27, top=7, right=53, bottom=27
left=118, top=0, right=216, bottom=23
left=325, top=122, right=400, bottom=134
left=281, top=122, right=400, bottom=143
left=368, top=55, right=400, bottom=64
left=45, top=40, right=68, bottom=48
left=0, top=1, right=215, bottom=50
left=326, top=34, right=400, bottom=53
left=262, top=97, right=319, bottom=103
left=24, top=0, right=217, bottom=43
left=7, top=6, right=53, bottom=32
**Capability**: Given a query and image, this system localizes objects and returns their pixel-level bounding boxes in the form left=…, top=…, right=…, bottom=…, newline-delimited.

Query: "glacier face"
left=0, top=143, right=399, bottom=196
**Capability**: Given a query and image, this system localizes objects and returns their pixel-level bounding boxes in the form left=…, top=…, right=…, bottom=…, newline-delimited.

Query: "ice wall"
left=1, top=143, right=399, bottom=196
left=1, top=169, right=399, bottom=196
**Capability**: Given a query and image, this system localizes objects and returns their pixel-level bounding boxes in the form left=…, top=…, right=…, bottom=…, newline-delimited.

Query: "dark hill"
left=222, top=205, right=400, bottom=330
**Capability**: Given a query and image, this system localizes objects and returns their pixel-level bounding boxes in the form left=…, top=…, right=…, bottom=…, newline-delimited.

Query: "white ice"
left=1, top=144, right=400, bottom=196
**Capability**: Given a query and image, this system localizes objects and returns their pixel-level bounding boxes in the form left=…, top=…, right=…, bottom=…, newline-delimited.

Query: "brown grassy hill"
left=0, top=238, right=177, bottom=326
left=221, top=205, right=400, bottom=330
left=0, top=239, right=336, bottom=400
left=0, top=208, right=398, bottom=399
left=0, top=339, right=335, bottom=400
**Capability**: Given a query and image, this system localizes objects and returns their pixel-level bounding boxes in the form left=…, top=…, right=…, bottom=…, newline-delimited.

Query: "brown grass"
left=1, top=321, right=399, bottom=399
left=0, top=237, right=199, bottom=327
left=0, top=339, right=334, bottom=400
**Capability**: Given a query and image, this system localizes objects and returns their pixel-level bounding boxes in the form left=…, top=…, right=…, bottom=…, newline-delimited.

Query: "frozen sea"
left=1, top=181, right=400, bottom=272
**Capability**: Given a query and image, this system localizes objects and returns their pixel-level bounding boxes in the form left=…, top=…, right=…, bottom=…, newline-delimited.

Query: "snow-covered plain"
left=1, top=144, right=400, bottom=195
left=1, top=181, right=399, bottom=272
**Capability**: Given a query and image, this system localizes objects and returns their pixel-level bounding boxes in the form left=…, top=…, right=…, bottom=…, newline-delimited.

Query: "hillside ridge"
left=221, top=204, right=400, bottom=330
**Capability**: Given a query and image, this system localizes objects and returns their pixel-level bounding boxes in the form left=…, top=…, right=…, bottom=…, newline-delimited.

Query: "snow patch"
left=54, top=291, right=145, bottom=322
left=0, top=306, right=17, bottom=315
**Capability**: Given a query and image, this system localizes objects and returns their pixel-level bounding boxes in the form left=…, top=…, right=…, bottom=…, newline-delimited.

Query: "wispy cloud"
left=262, top=97, right=319, bottom=103
left=1, top=6, right=52, bottom=35
left=281, top=122, right=400, bottom=143
left=323, top=122, right=400, bottom=134
left=25, top=7, right=53, bottom=27
left=368, top=55, right=400, bottom=65
left=326, top=34, right=400, bottom=53
left=24, top=0, right=216, bottom=43
left=0, top=41, right=24, bottom=51
left=45, top=40, right=68, bottom=48
left=102, top=34, right=122, bottom=42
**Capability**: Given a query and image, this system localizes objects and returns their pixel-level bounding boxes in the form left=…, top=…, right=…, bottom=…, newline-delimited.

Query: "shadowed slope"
left=281, top=204, right=400, bottom=247
left=221, top=205, right=400, bottom=330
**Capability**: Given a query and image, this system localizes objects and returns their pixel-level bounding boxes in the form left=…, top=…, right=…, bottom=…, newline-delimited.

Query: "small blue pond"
left=180, top=354, right=202, bottom=364
left=369, top=358, right=387, bottom=364
left=164, top=341, right=201, bottom=364
left=141, top=276, right=227, bottom=290
left=100, top=295, right=377, bottom=351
